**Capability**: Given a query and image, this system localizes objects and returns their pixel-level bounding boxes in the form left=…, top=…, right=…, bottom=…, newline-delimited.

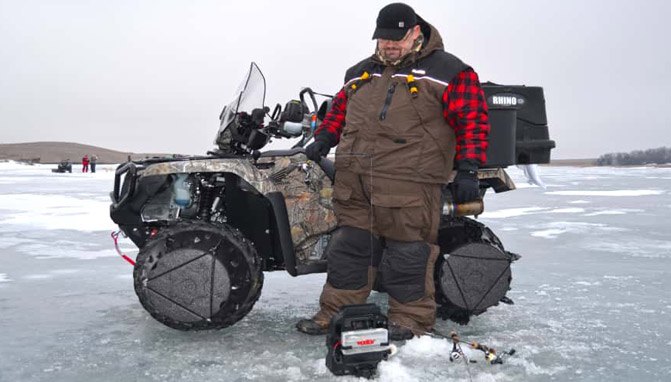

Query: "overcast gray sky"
left=1, top=0, right=669, bottom=159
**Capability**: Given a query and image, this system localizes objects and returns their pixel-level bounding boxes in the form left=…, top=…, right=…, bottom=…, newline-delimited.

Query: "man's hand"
left=450, top=170, right=480, bottom=203
left=304, top=139, right=331, bottom=162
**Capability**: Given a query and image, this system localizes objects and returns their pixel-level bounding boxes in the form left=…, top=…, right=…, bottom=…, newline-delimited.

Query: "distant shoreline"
left=542, top=158, right=671, bottom=168
left=2, top=141, right=669, bottom=168
left=544, top=158, right=596, bottom=167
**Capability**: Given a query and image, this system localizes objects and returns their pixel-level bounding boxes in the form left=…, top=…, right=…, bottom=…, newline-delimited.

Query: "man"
left=90, top=154, right=98, bottom=173
left=297, top=3, right=490, bottom=340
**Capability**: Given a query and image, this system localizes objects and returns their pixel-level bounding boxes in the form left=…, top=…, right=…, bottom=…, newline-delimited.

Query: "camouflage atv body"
left=110, top=63, right=554, bottom=330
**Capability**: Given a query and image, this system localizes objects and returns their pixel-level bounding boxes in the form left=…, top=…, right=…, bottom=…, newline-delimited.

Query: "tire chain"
left=434, top=216, right=509, bottom=325
left=133, top=220, right=264, bottom=331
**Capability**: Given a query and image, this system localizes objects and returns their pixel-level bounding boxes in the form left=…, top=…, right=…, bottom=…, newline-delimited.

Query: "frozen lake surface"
left=0, top=162, right=670, bottom=381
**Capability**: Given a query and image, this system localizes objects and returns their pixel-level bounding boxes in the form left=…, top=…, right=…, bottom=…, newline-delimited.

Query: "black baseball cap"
left=372, top=3, right=417, bottom=41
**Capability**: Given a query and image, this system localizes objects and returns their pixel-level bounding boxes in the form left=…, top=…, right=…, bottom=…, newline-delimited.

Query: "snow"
left=548, top=207, right=585, bottom=214
left=528, top=221, right=627, bottom=239
left=583, top=239, right=671, bottom=259
left=568, top=200, right=591, bottom=204
left=0, top=193, right=114, bottom=231
left=511, top=182, right=538, bottom=189
left=583, top=208, right=644, bottom=216
left=545, top=189, right=664, bottom=196
left=1, top=163, right=670, bottom=381
left=479, top=207, right=548, bottom=219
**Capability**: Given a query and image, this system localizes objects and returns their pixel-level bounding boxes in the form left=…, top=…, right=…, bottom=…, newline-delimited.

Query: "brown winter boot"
left=295, top=318, right=328, bottom=335
left=388, top=322, right=415, bottom=341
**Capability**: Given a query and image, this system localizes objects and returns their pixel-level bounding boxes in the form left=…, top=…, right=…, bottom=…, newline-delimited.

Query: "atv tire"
left=435, top=216, right=516, bottom=325
left=133, top=221, right=263, bottom=330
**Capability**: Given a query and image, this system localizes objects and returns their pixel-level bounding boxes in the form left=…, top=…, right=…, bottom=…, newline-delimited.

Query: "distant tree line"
left=596, top=147, right=671, bottom=166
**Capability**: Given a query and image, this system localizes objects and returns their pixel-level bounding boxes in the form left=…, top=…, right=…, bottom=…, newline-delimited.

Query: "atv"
left=52, top=159, right=72, bottom=173
left=110, top=62, right=555, bottom=330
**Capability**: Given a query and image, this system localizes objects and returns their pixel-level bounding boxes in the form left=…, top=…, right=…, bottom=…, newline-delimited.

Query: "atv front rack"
left=111, top=161, right=139, bottom=209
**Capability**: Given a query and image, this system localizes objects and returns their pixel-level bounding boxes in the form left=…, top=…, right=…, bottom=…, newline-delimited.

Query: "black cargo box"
left=480, top=82, right=555, bottom=168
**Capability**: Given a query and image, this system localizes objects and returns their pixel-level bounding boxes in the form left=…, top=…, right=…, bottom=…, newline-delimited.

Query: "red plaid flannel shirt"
left=315, top=68, right=490, bottom=169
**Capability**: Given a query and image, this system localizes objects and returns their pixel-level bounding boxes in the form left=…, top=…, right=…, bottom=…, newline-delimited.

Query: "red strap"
left=111, top=231, right=136, bottom=266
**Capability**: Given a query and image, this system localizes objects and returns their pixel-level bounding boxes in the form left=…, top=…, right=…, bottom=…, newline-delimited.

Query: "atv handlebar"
left=259, top=148, right=335, bottom=182
left=299, top=88, right=319, bottom=114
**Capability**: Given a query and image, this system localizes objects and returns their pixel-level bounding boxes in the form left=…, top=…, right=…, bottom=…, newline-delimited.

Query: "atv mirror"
left=251, top=107, right=269, bottom=126
left=247, top=129, right=270, bottom=150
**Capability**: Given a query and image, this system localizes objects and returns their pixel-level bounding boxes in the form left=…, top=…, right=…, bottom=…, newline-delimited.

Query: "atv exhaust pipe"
left=443, top=200, right=484, bottom=217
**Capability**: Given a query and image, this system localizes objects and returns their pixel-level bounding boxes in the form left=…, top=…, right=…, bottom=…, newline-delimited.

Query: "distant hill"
left=0, top=141, right=623, bottom=168
left=0, top=142, right=177, bottom=164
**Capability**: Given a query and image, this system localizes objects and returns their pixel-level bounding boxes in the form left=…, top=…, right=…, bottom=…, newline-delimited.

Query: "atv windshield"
left=215, top=62, right=267, bottom=145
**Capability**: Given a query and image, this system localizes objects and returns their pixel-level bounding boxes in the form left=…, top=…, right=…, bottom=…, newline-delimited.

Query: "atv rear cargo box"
left=481, top=83, right=555, bottom=168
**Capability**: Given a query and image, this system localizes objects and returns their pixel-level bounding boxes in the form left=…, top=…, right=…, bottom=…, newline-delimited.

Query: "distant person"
left=82, top=155, right=89, bottom=173
left=90, top=154, right=98, bottom=173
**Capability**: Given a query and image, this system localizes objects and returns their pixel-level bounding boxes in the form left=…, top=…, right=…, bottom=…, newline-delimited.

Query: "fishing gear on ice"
left=447, top=330, right=516, bottom=365
left=323, top=304, right=516, bottom=379
left=325, top=304, right=393, bottom=379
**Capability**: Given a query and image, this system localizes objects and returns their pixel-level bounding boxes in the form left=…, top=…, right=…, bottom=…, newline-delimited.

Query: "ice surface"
left=1, top=163, right=670, bottom=381
left=548, top=207, right=585, bottom=213
left=479, top=207, right=548, bottom=219
left=583, top=238, right=671, bottom=259
left=545, top=189, right=664, bottom=196
left=583, top=208, right=644, bottom=216
left=529, top=221, right=628, bottom=239
left=0, top=193, right=114, bottom=231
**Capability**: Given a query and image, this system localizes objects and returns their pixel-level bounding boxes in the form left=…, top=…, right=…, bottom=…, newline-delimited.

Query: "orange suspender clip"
left=350, top=71, right=418, bottom=97
left=406, top=74, right=419, bottom=97
left=350, top=71, right=371, bottom=91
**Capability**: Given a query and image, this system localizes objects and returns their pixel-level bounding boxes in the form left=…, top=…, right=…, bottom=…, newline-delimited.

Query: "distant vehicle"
left=52, top=160, right=72, bottom=173
left=110, top=63, right=555, bottom=330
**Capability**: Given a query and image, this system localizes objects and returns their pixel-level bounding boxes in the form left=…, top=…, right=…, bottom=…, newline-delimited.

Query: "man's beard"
left=380, top=47, right=404, bottom=61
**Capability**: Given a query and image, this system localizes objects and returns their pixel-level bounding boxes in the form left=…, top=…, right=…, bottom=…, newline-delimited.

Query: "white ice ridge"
left=545, top=190, right=664, bottom=196
left=0, top=161, right=41, bottom=170
left=0, top=273, right=11, bottom=283
left=378, top=335, right=476, bottom=382
left=0, top=193, right=115, bottom=232
left=481, top=206, right=583, bottom=219
left=531, top=228, right=567, bottom=239
left=480, top=207, right=548, bottom=219
left=583, top=208, right=644, bottom=216
left=12, top=239, right=116, bottom=260
left=530, top=221, right=627, bottom=239
left=549, top=207, right=585, bottom=214
left=584, top=238, right=671, bottom=259
left=513, top=182, right=539, bottom=189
